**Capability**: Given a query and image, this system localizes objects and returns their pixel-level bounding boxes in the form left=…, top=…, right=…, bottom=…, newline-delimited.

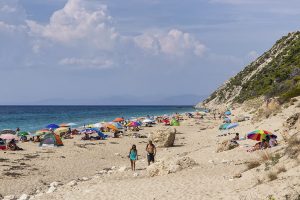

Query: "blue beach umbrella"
left=225, top=111, right=231, bottom=115
left=46, top=124, right=60, bottom=129
left=219, top=123, right=230, bottom=130
left=225, top=123, right=239, bottom=130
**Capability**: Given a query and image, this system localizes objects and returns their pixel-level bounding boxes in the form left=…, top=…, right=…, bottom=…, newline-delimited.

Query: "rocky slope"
left=197, top=31, right=300, bottom=108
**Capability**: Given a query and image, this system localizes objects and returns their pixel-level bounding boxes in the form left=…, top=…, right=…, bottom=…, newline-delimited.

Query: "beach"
left=0, top=101, right=300, bottom=200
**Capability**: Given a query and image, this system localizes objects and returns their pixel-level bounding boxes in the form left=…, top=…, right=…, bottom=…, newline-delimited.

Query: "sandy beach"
left=0, top=100, right=300, bottom=200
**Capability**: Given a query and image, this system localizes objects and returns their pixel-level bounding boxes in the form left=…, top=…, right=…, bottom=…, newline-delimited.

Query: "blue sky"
left=0, top=0, right=300, bottom=105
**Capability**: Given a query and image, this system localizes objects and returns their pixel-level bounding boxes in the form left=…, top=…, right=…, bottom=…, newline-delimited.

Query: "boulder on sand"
left=284, top=113, right=300, bottom=131
left=148, top=128, right=176, bottom=147
left=147, top=156, right=197, bottom=177
left=216, top=140, right=239, bottom=153
left=235, top=115, right=246, bottom=122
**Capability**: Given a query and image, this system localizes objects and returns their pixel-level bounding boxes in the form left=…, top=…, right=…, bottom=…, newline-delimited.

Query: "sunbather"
left=247, top=142, right=261, bottom=152
left=34, top=136, right=41, bottom=143
left=260, top=139, right=270, bottom=149
left=7, top=139, right=23, bottom=151
left=269, top=135, right=278, bottom=147
left=81, top=133, right=90, bottom=140
left=230, top=133, right=240, bottom=145
left=90, top=136, right=101, bottom=140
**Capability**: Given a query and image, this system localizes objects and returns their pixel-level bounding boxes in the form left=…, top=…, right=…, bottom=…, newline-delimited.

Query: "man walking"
left=146, top=140, right=156, bottom=166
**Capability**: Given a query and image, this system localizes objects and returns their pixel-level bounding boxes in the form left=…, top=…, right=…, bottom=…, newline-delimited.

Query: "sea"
left=0, top=106, right=195, bottom=132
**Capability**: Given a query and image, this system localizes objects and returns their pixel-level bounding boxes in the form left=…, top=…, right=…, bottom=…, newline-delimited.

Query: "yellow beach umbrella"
left=36, top=129, right=51, bottom=136
left=86, top=124, right=94, bottom=128
left=54, top=127, right=69, bottom=134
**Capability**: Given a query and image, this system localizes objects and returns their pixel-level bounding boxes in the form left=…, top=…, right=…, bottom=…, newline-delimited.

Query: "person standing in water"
left=146, top=140, right=156, bottom=166
left=129, top=144, right=138, bottom=171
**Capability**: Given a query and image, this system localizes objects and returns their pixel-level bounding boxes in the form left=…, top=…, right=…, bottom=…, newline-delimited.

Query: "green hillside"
left=204, top=31, right=300, bottom=105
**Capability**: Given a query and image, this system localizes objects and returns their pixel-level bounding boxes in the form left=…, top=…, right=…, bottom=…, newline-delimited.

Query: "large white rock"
left=216, top=140, right=239, bottom=153
left=148, top=128, right=176, bottom=147
left=118, top=166, right=127, bottom=172
left=3, top=195, right=16, bottom=200
left=17, top=194, right=29, bottom=200
left=147, top=156, right=197, bottom=177
left=46, top=186, right=56, bottom=194
left=66, top=180, right=77, bottom=187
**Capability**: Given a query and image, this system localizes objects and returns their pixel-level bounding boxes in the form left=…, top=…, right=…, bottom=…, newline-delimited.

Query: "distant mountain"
left=31, top=94, right=206, bottom=105
left=154, top=95, right=206, bottom=105
left=197, top=31, right=300, bottom=107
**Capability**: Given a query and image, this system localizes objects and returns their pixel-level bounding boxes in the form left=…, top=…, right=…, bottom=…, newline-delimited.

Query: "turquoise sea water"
left=0, top=106, right=195, bottom=132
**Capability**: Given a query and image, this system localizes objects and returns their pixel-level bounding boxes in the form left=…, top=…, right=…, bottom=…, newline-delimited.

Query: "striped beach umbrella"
left=36, top=129, right=51, bottom=136
left=54, top=127, right=69, bottom=135
left=247, top=130, right=273, bottom=141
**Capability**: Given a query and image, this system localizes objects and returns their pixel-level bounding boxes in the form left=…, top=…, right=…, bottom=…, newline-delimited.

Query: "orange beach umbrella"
left=113, top=118, right=124, bottom=122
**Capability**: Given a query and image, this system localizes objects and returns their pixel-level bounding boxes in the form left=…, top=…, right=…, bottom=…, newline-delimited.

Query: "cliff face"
left=197, top=31, right=300, bottom=108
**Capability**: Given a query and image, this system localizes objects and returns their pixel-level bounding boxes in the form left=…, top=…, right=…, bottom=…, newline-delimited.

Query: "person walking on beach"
left=129, top=144, right=138, bottom=171
left=146, top=140, right=156, bottom=166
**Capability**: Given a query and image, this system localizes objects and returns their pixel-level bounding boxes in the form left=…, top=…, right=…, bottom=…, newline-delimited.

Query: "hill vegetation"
left=202, top=31, right=300, bottom=106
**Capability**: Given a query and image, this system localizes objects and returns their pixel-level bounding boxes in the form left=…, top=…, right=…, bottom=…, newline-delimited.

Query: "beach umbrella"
left=0, top=134, right=18, bottom=140
left=110, top=122, right=123, bottom=129
left=106, top=124, right=118, bottom=131
left=93, top=123, right=103, bottom=128
left=36, top=129, right=51, bottom=136
left=59, top=123, right=70, bottom=127
left=0, top=129, right=16, bottom=135
left=137, top=121, right=142, bottom=126
left=143, top=119, right=154, bottom=123
left=225, top=123, right=239, bottom=130
left=54, top=127, right=69, bottom=134
left=113, top=118, right=124, bottom=122
left=225, top=111, right=231, bottom=115
left=67, top=123, right=77, bottom=127
left=81, top=128, right=98, bottom=134
left=46, top=124, right=59, bottom=129
left=86, top=124, right=95, bottom=128
left=127, top=121, right=139, bottom=127
left=162, top=119, right=170, bottom=124
left=219, top=123, right=229, bottom=130
left=247, top=130, right=274, bottom=141
left=17, top=131, right=30, bottom=137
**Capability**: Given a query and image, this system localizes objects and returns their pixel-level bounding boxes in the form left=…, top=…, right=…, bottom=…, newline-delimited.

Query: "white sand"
left=1, top=102, right=299, bottom=200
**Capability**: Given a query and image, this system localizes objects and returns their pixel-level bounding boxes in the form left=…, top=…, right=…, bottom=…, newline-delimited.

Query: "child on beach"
left=129, top=145, right=138, bottom=171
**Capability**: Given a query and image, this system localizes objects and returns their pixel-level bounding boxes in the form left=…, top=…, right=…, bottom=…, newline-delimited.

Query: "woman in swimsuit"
left=129, top=144, right=138, bottom=171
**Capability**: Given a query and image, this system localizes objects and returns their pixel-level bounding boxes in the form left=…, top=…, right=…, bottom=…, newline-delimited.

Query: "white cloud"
left=59, top=57, right=113, bottom=69
left=0, top=0, right=26, bottom=24
left=0, top=0, right=206, bottom=71
left=26, top=0, right=118, bottom=50
left=134, top=29, right=206, bottom=57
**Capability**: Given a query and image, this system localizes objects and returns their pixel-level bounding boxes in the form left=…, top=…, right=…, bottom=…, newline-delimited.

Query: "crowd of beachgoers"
left=0, top=108, right=281, bottom=159
left=0, top=113, right=185, bottom=150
